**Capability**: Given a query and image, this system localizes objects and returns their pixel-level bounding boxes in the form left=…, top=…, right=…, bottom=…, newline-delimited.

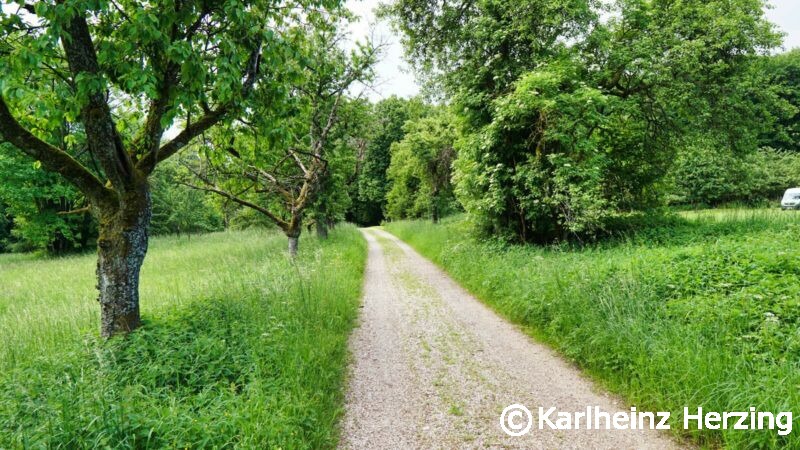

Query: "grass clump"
left=0, top=226, right=366, bottom=449
left=386, top=210, right=800, bottom=448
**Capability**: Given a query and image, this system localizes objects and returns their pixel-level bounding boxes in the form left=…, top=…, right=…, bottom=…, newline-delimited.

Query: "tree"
left=337, top=98, right=372, bottom=228
left=307, top=98, right=372, bottom=239
left=353, top=96, right=427, bottom=225
left=184, top=23, right=377, bottom=256
left=382, top=0, right=595, bottom=124
left=0, top=200, right=12, bottom=252
left=386, top=110, right=458, bottom=222
left=387, top=0, right=782, bottom=242
left=0, top=0, right=333, bottom=336
left=762, top=49, right=800, bottom=151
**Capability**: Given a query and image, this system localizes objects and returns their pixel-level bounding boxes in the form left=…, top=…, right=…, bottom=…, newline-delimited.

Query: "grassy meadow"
left=0, top=226, right=366, bottom=449
left=387, top=209, right=800, bottom=448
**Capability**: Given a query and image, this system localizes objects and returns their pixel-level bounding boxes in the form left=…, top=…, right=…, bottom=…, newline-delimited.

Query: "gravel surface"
left=340, top=228, right=684, bottom=450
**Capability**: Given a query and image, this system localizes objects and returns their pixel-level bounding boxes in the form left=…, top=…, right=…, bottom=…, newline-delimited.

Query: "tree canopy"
left=762, top=49, right=800, bottom=152
left=385, top=0, right=784, bottom=242
left=386, top=109, right=458, bottom=222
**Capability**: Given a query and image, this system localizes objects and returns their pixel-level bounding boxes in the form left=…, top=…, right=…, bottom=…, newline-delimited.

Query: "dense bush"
left=0, top=149, right=96, bottom=254
left=453, top=61, right=669, bottom=243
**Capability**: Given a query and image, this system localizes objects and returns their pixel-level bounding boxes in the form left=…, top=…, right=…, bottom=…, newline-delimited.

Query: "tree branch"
left=138, top=106, right=229, bottom=173
left=61, top=8, right=134, bottom=190
left=179, top=179, right=289, bottom=231
left=57, top=206, right=92, bottom=215
left=289, top=149, right=309, bottom=175
left=131, top=63, right=179, bottom=164
left=0, top=96, right=115, bottom=207
left=137, top=41, right=263, bottom=173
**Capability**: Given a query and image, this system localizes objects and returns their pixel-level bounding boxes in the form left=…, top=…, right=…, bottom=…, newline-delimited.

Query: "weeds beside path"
left=0, top=226, right=366, bottom=449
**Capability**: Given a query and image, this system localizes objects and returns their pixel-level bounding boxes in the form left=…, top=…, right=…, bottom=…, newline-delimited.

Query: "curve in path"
left=340, top=228, right=683, bottom=450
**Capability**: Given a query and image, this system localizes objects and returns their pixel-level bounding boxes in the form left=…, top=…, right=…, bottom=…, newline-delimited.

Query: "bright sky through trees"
left=1, top=1, right=795, bottom=101
left=346, top=0, right=800, bottom=100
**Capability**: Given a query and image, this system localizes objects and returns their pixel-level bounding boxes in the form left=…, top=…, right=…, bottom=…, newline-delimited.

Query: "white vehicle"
left=781, top=188, right=800, bottom=210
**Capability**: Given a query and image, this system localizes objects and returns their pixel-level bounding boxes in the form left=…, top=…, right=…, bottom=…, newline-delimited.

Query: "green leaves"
left=389, top=0, right=784, bottom=243
left=386, top=109, right=459, bottom=221
left=0, top=148, right=94, bottom=254
left=761, top=49, right=800, bottom=151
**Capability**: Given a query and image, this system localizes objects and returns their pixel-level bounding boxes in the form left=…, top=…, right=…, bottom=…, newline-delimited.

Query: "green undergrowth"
left=0, top=226, right=366, bottom=449
left=386, top=211, right=800, bottom=449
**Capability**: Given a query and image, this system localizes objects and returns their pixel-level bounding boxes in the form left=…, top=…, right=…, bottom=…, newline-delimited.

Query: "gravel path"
left=340, top=228, right=683, bottom=450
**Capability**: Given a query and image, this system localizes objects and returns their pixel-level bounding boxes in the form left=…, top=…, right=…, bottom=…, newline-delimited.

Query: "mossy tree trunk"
left=96, top=181, right=152, bottom=337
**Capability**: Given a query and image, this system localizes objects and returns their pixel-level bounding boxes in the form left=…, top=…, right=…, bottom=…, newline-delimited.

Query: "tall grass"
left=387, top=211, right=800, bottom=448
left=0, top=226, right=366, bottom=448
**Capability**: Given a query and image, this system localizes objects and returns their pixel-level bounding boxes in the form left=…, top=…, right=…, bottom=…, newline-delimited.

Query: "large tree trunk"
left=96, top=183, right=152, bottom=338
left=316, top=219, right=329, bottom=240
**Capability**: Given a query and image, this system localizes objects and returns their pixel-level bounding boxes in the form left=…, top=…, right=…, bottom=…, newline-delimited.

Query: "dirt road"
left=340, top=228, right=682, bottom=449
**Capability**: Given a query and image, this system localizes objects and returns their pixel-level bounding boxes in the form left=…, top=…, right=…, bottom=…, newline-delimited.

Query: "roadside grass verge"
left=0, top=226, right=366, bottom=449
left=386, top=211, right=800, bottom=448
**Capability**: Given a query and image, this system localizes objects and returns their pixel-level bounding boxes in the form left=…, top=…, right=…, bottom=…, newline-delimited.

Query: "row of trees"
left=0, top=154, right=225, bottom=253
left=0, top=92, right=439, bottom=252
left=0, top=0, right=386, bottom=337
